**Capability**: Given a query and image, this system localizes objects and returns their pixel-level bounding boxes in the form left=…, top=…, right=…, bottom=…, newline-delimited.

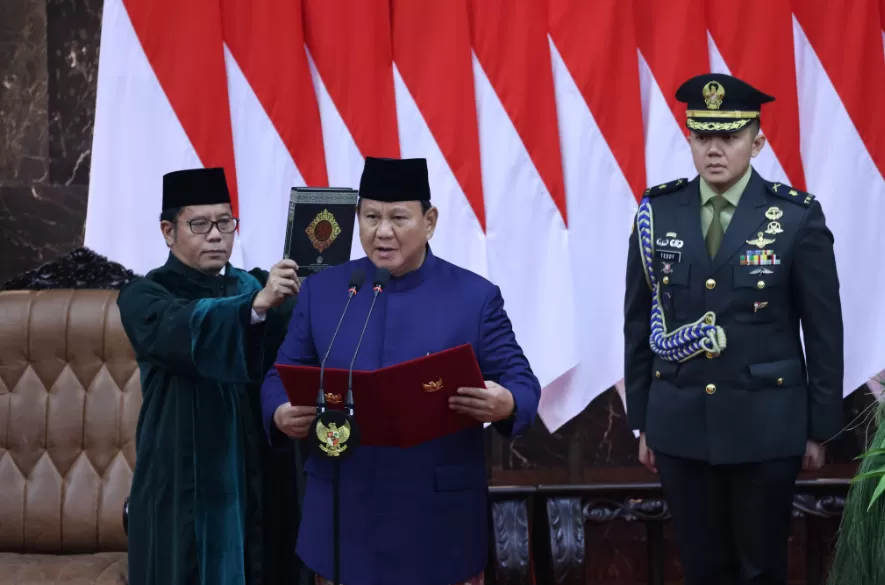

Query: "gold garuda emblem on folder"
left=316, top=419, right=351, bottom=457
left=305, top=209, right=342, bottom=253
left=422, top=378, right=443, bottom=393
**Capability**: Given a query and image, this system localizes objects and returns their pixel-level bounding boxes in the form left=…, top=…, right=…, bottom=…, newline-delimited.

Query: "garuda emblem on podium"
left=305, top=209, right=342, bottom=253
left=316, top=419, right=351, bottom=457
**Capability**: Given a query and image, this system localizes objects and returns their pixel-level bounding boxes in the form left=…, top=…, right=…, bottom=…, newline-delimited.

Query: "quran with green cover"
left=283, top=187, right=358, bottom=279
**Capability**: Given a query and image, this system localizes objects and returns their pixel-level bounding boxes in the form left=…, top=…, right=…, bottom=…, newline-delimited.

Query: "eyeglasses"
left=183, top=217, right=239, bottom=234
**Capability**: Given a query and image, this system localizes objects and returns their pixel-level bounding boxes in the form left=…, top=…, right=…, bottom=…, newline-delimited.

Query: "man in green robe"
left=117, top=167, right=309, bottom=585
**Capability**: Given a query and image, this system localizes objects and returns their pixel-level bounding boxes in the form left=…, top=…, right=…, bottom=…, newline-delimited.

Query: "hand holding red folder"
left=274, top=343, right=487, bottom=449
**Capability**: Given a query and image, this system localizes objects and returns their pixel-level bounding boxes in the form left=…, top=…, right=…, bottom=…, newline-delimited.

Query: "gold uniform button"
left=655, top=371, right=661, bottom=379
left=704, top=315, right=714, bottom=325
left=706, top=384, right=716, bottom=394
left=706, top=351, right=716, bottom=359
left=662, top=276, right=670, bottom=285
left=757, top=280, right=765, bottom=289
left=777, top=377, right=783, bottom=385
left=706, top=278, right=716, bottom=289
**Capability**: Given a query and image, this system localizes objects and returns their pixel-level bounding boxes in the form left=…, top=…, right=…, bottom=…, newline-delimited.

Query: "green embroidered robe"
left=117, top=253, right=292, bottom=585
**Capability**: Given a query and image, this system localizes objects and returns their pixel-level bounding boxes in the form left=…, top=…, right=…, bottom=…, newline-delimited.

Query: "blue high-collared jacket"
left=260, top=246, right=541, bottom=585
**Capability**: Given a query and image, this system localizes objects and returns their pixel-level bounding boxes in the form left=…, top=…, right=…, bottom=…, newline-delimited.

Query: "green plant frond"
left=826, top=389, right=885, bottom=585
left=854, top=447, right=885, bottom=460
left=868, top=475, right=885, bottom=511
left=850, top=469, right=885, bottom=483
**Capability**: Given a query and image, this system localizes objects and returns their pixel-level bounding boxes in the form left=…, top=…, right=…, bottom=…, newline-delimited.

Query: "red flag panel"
left=302, top=0, right=400, bottom=159
left=549, top=0, right=647, bottom=200
left=123, top=0, right=240, bottom=214
left=469, top=0, right=568, bottom=225
left=634, top=0, right=710, bottom=134
left=707, top=0, right=806, bottom=190
left=795, top=0, right=885, bottom=180
left=220, top=0, right=328, bottom=187
left=392, top=0, right=486, bottom=229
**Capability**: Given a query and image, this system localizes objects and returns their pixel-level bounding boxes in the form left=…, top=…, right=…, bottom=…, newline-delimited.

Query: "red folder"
left=274, top=344, right=487, bottom=448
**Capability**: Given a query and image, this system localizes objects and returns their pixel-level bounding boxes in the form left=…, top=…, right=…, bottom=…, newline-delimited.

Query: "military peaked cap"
left=676, top=73, right=774, bottom=134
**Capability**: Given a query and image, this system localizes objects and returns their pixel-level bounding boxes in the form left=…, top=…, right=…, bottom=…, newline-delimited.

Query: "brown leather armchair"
left=0, top=289, right=137, bottom=585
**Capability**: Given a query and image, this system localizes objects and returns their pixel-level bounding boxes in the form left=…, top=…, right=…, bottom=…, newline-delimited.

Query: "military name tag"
left=656, top=250, right=682, bottom=263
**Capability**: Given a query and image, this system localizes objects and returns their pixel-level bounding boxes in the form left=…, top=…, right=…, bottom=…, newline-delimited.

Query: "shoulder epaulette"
left=643, top=178, right=688, bottom=198
left=766, top=181, right=815, bottom=206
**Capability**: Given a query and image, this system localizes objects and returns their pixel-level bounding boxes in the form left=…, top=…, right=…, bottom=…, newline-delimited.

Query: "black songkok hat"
left=162, top=167, right=231, bottom=210
left=675, top=73, right=774, bottom=135
left=358, top=157, right=431, bottom=202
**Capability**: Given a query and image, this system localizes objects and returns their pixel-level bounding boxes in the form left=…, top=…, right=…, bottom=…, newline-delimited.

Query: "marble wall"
left=0, top=0, right=101, bottom=286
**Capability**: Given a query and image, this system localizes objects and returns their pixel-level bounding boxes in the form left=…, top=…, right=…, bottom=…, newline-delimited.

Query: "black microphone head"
left=348, top=268, right=366, bottom=291
left=373, top=267, right=391, bottom=291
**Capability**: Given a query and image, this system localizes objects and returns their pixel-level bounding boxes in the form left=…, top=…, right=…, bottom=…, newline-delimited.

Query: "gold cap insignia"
left=305, top=209, right=342, bottom=253
left=702, top=81, right=725, bottom=110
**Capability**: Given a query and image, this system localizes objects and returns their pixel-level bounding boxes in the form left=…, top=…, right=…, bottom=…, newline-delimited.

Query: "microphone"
left=316, top=268, right=366, bottom=414
left=345, top=267, right=390, bottom=417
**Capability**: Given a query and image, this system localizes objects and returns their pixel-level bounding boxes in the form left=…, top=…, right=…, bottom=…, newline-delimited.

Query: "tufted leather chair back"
left=0, top=290, right=140, bottom=554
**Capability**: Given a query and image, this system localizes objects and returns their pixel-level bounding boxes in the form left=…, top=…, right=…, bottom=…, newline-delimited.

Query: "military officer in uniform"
left=623, top=73, right=844, bottom=585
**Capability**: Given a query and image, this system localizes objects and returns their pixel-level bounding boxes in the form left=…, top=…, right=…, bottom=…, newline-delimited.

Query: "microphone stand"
left=318, top=281, right=360, bottom=414
left=329, top=273, right=387, bottom=585
left=323, top=288, right=355, bottom=585
left=304, top=270, right=363, bottom=585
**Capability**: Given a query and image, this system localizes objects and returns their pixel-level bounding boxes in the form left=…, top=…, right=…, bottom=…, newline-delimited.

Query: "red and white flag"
left=87, top=0, right=885, bottom=432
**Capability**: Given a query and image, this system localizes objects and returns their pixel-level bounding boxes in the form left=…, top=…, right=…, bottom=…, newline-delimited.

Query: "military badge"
left=754, top=301, right=768, bottom=313
left=741, top=250, right=781, bottom=265
left=746, top=232, right=775, bottom=248
left=656, top=237, right=684, bottom=248
left=662, top=263, right=673, bottom=274
left=765, top=206, right=783, bottom=221
left=750, top=267, right=774, bottom=275
left=765, top=221, right=783, bottom=235
left=305, top=208, right=342, bottom=253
